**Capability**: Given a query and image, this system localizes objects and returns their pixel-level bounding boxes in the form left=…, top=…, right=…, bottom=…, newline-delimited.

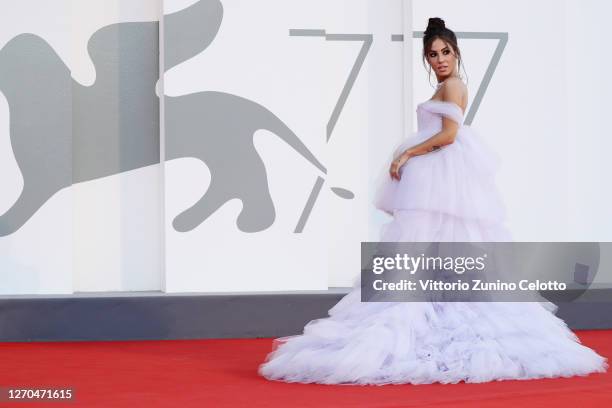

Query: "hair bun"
left=426, top=17, right=446, bottom=33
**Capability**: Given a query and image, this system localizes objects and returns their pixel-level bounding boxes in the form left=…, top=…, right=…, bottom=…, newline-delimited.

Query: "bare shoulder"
left=441, top=77, right=467, bottom=107
left=441, top=77, right=467, bottom=97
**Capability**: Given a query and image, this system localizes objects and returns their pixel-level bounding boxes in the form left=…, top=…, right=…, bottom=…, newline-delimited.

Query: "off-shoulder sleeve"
left=421, top=100, right=464, bottom=125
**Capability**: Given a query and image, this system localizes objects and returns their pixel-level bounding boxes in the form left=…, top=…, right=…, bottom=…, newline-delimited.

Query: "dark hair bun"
left=425, top=17, right=446, bottom=33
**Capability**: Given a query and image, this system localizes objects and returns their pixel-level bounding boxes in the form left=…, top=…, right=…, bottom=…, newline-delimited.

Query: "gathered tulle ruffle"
left=259, top=295, right=608, bottom=385
left=374, top=100, right=505, bottom=223
left=374, top=125, right=506, bottom=223
left=379, top=209, right=513, bottom=243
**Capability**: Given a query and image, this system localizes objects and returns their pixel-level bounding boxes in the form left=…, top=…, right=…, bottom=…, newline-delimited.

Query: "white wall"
left=2, top=1, right=609, bottom=295
left=0, top=0, right=75, bottom=295
left=0, top=1, right=162, bottom=294
left=564, top=0, right=612, bottom=242
left=1, top=0, right=409, bottom=294
left=162, top=0, right=408, bottom=291
left=70, top=1, right=162, bottom=293
left=564, top=0, right=612, bottom=283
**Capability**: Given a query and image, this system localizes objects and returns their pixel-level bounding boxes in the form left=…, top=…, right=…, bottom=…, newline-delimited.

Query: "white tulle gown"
left=258, top=98, right=608, bottom=385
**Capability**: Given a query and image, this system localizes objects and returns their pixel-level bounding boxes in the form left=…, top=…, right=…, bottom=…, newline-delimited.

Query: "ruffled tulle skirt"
left=258, top=289, right=607, bottom=385
left=258, top=126, right=608, bottom=385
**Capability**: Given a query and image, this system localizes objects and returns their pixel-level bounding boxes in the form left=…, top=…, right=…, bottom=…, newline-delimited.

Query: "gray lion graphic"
left=0, top=0, right=326, bottom=237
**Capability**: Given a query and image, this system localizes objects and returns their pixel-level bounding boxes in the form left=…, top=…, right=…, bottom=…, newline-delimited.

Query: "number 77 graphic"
left=289, top=29, right=373, bottom=233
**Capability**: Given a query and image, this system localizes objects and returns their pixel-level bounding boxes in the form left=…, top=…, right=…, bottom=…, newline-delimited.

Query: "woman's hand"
left=389, top=152, right=411, bottom=181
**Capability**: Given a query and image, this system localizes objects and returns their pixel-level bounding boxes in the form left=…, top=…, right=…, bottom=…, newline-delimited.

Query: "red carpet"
left=0, top=330, right=610, bottom=407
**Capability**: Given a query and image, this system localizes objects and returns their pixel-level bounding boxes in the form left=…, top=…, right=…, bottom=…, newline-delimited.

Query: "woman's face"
left=426, top=38, right=457, bottom=78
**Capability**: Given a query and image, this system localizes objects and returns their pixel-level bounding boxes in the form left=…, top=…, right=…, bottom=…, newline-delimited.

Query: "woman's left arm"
left=401, top=117, right=459, bottom=157
left=389, top=81, right=464, bottom=180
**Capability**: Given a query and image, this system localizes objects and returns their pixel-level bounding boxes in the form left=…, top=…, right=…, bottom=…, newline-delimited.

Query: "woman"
left=258, top=17, right=608, bottom=385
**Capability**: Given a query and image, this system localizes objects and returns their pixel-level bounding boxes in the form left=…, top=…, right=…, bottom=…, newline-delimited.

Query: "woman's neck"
left=436, top=73, right=460, bottom=85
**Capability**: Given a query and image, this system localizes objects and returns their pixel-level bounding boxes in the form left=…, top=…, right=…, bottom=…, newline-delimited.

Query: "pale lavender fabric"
left=258, top=99, right=608, bottom=385
left=374, top=100, right=505, bottom=226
